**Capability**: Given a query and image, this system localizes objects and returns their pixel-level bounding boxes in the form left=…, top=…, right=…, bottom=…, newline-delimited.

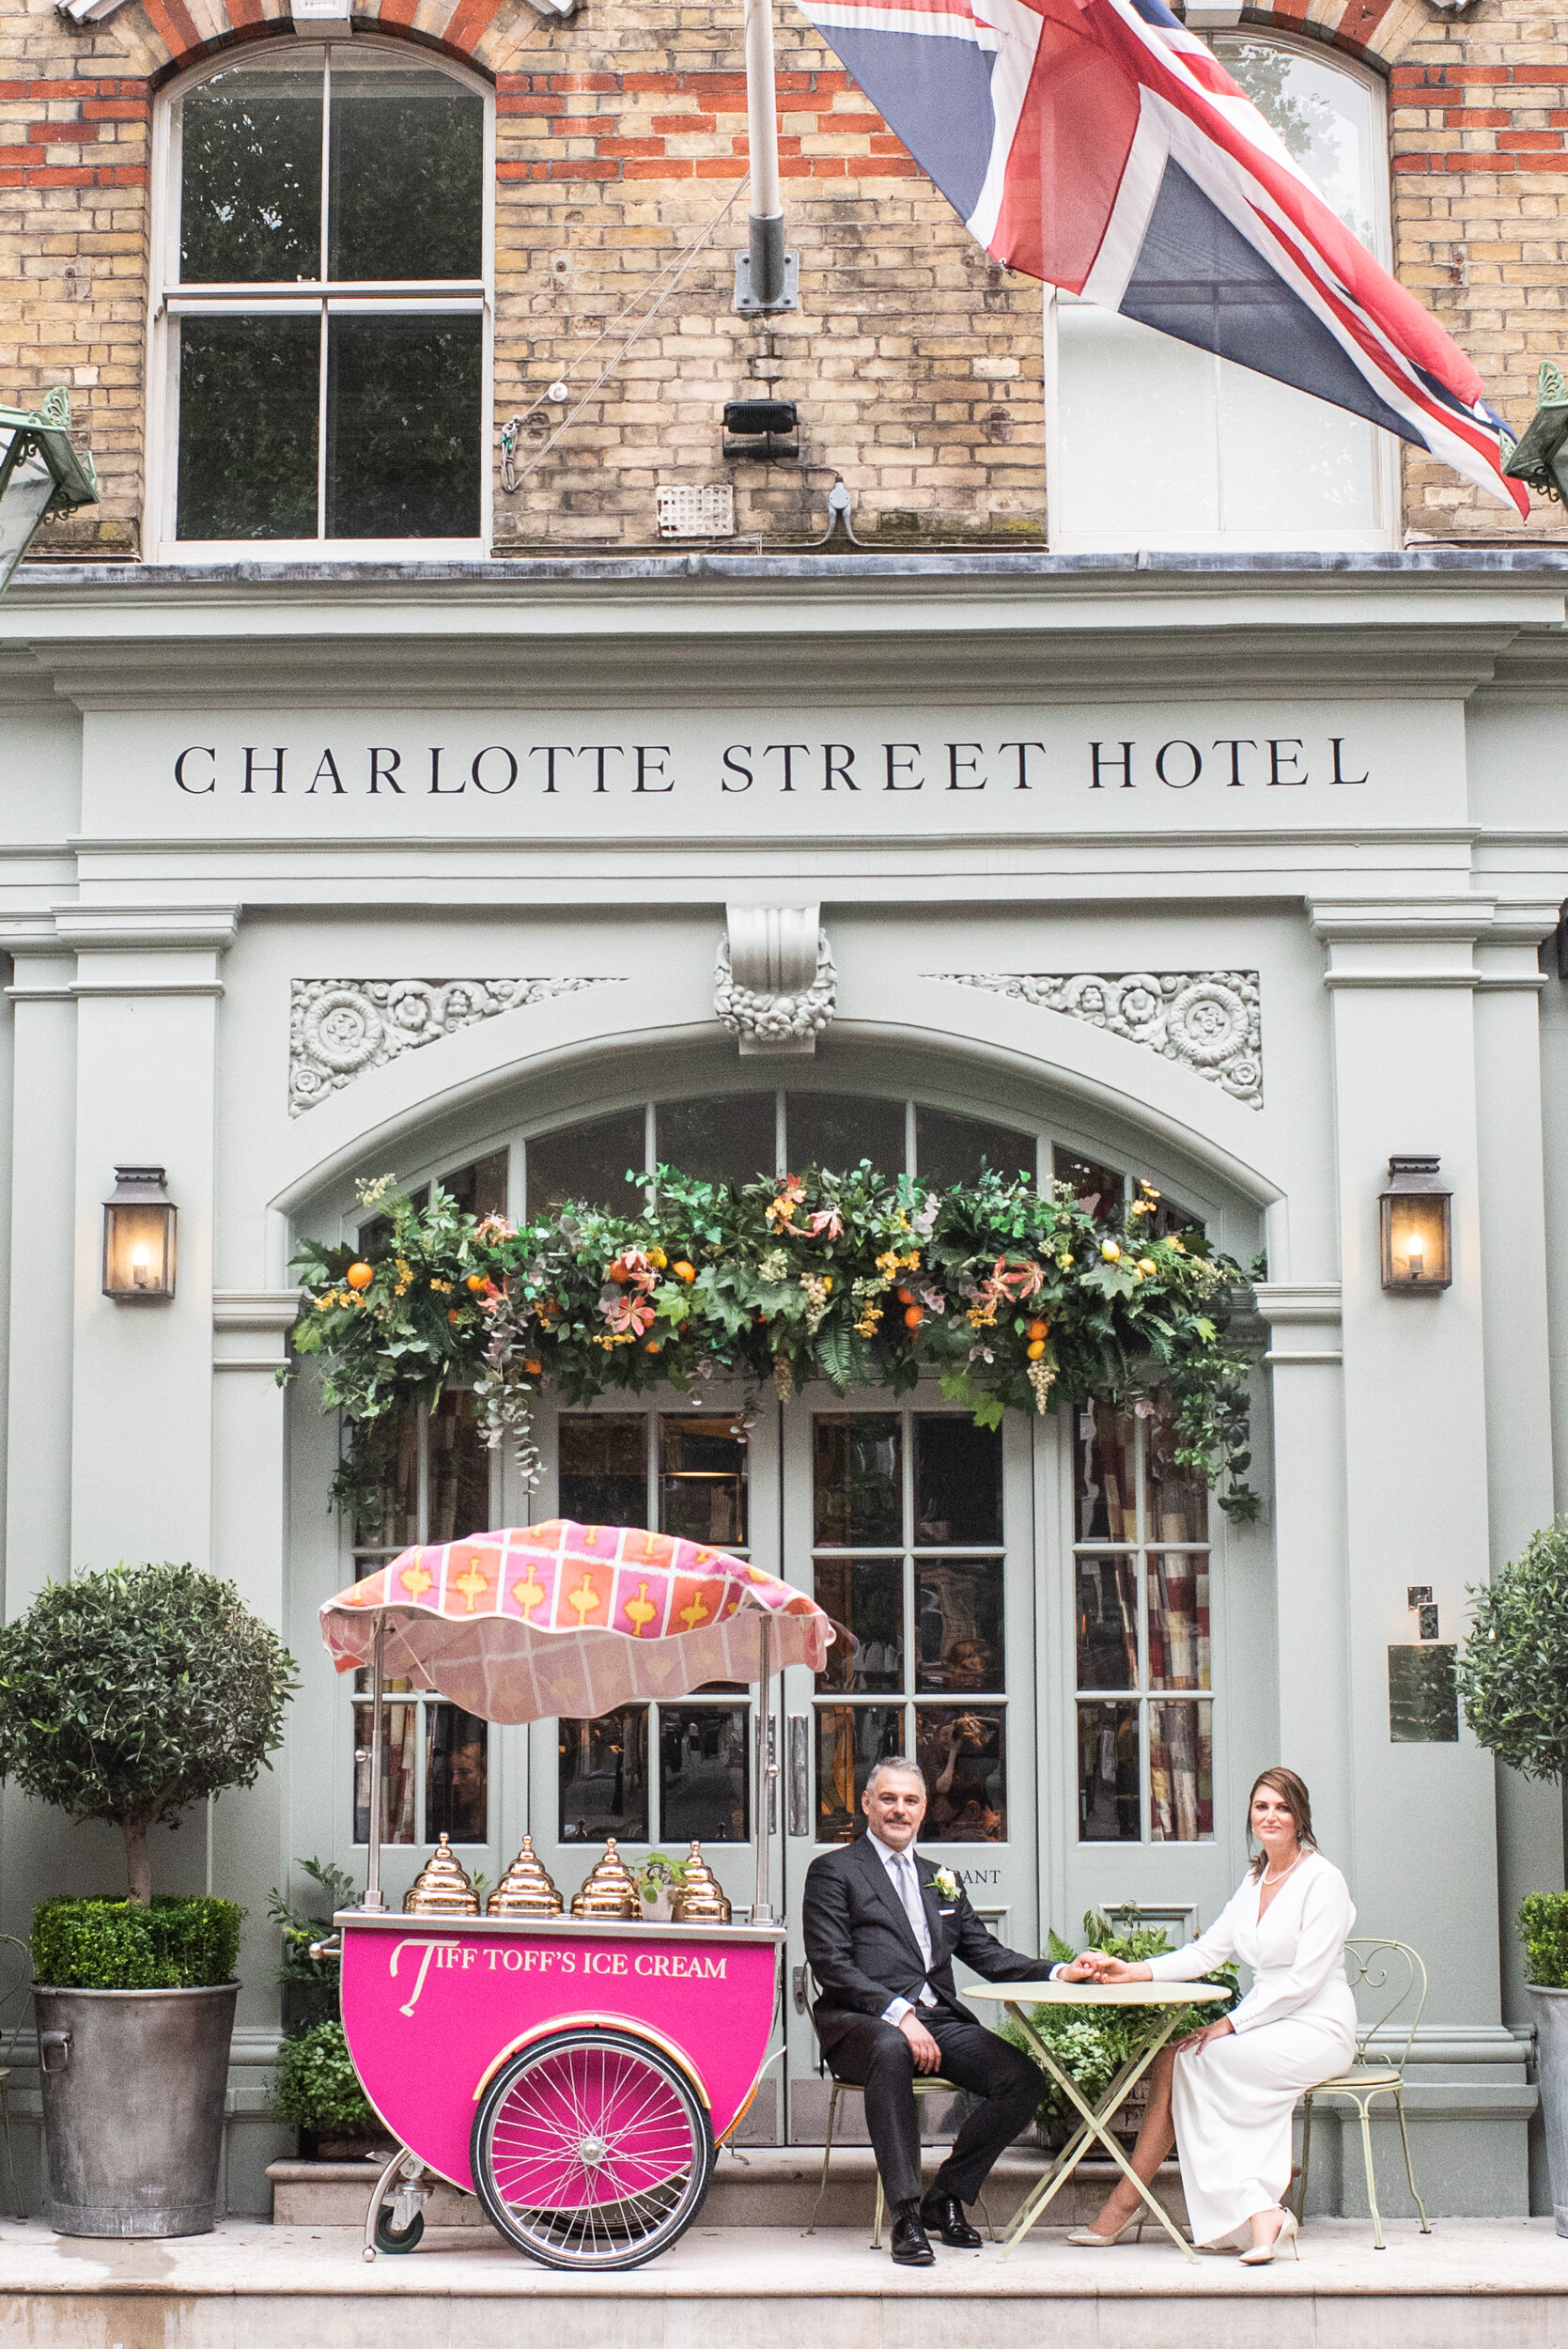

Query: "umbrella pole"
left=363, top=1617, right=387, bottom=1913
left=752, top=1609, right=776, bottom=1924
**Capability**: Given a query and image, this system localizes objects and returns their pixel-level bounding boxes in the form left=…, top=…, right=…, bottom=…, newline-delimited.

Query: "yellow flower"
left=876, top=1251, right=901, bottom=1277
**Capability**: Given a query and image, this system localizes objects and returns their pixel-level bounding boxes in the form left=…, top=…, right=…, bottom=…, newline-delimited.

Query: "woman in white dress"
left=1069, top=1767, right=1357, bottom=2262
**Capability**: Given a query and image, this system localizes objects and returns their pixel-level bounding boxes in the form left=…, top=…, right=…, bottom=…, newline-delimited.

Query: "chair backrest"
left=1343, top=1938, right=1427, bottom=2074
left=0, top=1933, right=33, bottom=2070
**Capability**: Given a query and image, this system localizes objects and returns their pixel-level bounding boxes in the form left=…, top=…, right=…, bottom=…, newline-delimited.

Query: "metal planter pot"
left=34, top=1982, right=238, bottom=2237
left=1528, top=1983, right=1568, bottom=2236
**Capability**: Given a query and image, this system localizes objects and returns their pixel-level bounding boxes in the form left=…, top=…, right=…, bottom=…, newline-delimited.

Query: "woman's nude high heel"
left=1238, top=2209, right=1298, bottom=2265
left=1065, top=2205, right=1147, bottom=2247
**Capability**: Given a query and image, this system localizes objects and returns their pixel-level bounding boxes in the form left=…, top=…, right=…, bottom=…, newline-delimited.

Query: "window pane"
left=179, top=69, right=322, bottom=285
left=176, top=316, right=319, bottom=541
left=814, top=1414, right=902, bottom=1547
left=1052, top=1147, right=1125, bottom=1221
left=915, top=1559, right=1004, bottom=1694
left=559, top=1706, right=649, bottom=1844
left=1057, top=303, right=1219, bottom=544
left=1150, top=1194, right=1204, bottom=1242
left=1149, top=1701, right=1214, bottom=1842
left=441, top=1151, right=509, bottom=1220
left=815, top=1704, right=904, bottom=1843
left=1075, top=1555, right=1139, bottom=1691
left=654, top=1094, right=776, bottom=1190
left=352, top=1402, right=419, bottom=1551
left=914, top=1416, right=1001, bottom=1546
left=660, top=1705, right=750, bottom=1842
left=1217, top=39, right=1382, bottom=248
left=1149, top=1554, right=1210, bottom=1692
left=916, top=1704, right=1006, bottom=1842
left=1078, top=1701, right=1140, bottom=1842
left=660, top=1414, right=748, bottom=1548
left=329, top=66, right=483, bottom=281
left=353, top=1701, right=416, bottom=1843
left=1076, top=1401, right=1137, bottom=1544
left=786, top=1093, right=906, bottom=1176
left=526, top=1111, right=645, bottom=1219
left=558, top=1414, right=645, bottom=1528
left=915, top=1106, right=1034, bottom=1190
left=814, top=1556, right=903, bottom=1692
left=324, top=315, right=481, bottom=539
left=1144, top=1397, right=1208, bottom=1544
left=428, top=1391, right=490, bottom=1544
left=425, top=1704, right=488, bottom=1843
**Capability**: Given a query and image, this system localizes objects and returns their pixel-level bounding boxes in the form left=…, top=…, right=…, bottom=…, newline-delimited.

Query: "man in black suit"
left=803, top=1755, right=1090, bottom=2265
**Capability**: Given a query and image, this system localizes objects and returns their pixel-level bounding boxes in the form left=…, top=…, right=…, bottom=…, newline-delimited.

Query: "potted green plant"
left=269, top=1856, right=394, bottom=2160
left=1457, top=1520, right=1568, bottom=2234
left=634, top=1850, right=689, bottom=1923
left=0, top=1563, right=296, bottom=2237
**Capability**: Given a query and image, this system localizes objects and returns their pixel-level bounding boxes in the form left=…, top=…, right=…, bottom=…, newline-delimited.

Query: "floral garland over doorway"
left=286, top=1166, right=1259, bottom=1525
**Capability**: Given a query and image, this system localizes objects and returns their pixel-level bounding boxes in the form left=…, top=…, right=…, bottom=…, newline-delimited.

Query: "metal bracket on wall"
left=734, top=250, right=800, bottom=315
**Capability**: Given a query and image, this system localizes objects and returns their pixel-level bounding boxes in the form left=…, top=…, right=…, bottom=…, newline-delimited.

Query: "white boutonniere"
left=930, top=1867, right=959, bottom=1901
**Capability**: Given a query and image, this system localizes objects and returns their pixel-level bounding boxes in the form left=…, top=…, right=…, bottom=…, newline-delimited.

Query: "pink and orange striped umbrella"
left=319, top=1519, right=833, bottom=1725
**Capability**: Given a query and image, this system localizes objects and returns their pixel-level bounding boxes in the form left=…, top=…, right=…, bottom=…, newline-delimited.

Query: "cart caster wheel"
left=374, top=2207, right=425, bottom=2253
left=471, top=2025, right=713, bottom=2271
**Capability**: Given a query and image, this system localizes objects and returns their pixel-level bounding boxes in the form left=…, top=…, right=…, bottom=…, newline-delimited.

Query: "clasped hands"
left=1052, top=1949, right=1235, bottom=2057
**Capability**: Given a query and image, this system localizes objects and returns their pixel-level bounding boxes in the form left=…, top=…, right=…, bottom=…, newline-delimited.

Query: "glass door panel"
left=781, top=1389, right=1037, bottom=2143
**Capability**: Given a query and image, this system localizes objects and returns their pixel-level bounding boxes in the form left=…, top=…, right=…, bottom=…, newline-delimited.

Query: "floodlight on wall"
left=1378, top=1156, right=1452, bottom=1293
left=102, top=1166, right=178, bottom=1301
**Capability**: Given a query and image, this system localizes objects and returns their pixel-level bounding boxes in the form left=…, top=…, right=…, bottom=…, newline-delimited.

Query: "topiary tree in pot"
left=0, top=1563, right=297, bottom=2238
left=1457, top=1520, right=1568, bottom=2235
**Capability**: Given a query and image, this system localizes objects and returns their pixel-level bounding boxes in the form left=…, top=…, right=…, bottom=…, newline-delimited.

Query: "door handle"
left=791, top=1965, right=809, bottom=2015
left=787, top=1714, right=809, bottom=1838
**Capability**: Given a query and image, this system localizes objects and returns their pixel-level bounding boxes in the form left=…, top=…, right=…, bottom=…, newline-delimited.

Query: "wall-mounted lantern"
left=1378, top=1156, right=1452, bottom=1292
left=102, top=1166, right=177, bottom=1301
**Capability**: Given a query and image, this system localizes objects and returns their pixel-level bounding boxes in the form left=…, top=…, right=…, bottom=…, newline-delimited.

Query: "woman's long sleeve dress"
left=1143, top=1851, right=1358, bottom=2246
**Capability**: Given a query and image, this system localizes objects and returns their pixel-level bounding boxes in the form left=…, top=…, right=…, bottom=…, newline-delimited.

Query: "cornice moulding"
left=212, top=1291, right=302, bottom=1331
left=51, top=904, right=241, bottom=953
left=1308, top=896, right=1498, bottom=945
left=1252, top=1283, right=1343, bottom=1325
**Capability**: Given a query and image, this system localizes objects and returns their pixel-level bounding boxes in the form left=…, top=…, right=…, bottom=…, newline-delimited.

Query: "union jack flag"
left=792, top=0, right=1527, bottom=512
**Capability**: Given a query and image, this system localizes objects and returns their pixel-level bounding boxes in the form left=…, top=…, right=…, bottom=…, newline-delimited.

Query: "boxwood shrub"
left=268, top=2019, right=377, bottom=2137
left=32, top=1894, right=242, bottom=1990
left=1520, top=1893, right=1568, bottom=1989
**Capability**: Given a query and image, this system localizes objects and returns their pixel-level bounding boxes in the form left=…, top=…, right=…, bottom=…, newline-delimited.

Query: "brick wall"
left=0, top=0, right=1563, bottom=557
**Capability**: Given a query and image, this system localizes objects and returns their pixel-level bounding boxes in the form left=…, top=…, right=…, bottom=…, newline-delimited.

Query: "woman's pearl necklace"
left=1261, top=1847, right=1305, bottom=1887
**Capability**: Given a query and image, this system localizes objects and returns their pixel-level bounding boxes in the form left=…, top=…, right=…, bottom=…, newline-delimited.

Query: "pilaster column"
left=0, top=918, right=77, bottom=1609
left=1309, top=896, right=1500, bottom=2027
left=1252, top=1283, right=1350, bottom=1868
left=59, top=905, right=238, bottom=1574
left=1472, top=897, right=1564, bottom=2015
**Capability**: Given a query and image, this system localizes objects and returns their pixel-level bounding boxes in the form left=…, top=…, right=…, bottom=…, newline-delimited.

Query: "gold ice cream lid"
left=488, top=1834, right=564, bottom=1918
left=403, top=1832, right=481, bottom=1916
left=570, top=1836, right=639, bottom=1919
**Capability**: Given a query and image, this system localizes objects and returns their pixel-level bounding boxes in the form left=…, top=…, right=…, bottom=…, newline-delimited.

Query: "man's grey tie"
left=896, top=1849, right=933, bottom=1971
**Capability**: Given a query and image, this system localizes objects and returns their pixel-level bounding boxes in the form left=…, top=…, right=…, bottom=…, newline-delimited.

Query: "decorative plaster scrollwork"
left=288, top=976, right=624, bottom=1115
left=715, top=905, right=836, bottom=1056
left=934, top=970, right=1263, bottom=1110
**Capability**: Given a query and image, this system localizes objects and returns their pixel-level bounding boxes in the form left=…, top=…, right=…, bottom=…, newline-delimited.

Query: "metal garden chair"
left=800, top=1964, right=997, bottom=2248
left=1294, top=1937, right=1431, bottom=2248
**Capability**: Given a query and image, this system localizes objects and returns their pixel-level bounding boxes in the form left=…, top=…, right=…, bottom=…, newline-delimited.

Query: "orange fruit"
left=346, top=1262, right=374, bottom=1291
left=1027, top=1338, right=1047, bottom=1361
left=673, top=1261, right=696, bottom=1283
left=466, top=1273, right=488, bottom=1294
left=645, top=1340, right=661, bottom=1354
left=1027, top=1317, right=1048, bottom=1340
left=523, top=1358, right=542, bottom=1376
left=608, top=1258, right=630, bottom=1284
left=903, top=1304, right=924, bottom=1330
left=447, top=1309, right=460, bottom=1326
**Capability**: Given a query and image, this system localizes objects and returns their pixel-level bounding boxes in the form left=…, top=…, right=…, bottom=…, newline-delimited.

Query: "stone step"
left=0, top=2215, right=1545, bottom=2349
left=268, top=2146, right=1188, bottom=2234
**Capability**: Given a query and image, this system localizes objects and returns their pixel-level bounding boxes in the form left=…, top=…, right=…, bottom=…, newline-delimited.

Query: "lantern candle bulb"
left=1405, top=1235, right=1423, bottom=1283
left=132, top=1246, right=149, bottom=1289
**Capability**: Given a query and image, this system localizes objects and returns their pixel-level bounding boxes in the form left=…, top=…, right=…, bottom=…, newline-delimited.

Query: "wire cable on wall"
left=499, top=171, right=752, bottom=492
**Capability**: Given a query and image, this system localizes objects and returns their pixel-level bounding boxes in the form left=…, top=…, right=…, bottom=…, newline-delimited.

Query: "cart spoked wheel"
left=471, top=2026, right=714, bottom=2271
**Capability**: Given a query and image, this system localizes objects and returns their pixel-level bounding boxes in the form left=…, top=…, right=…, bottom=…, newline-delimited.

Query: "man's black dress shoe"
left=889, top=2203, right=936, bottom=2265
left=920, top=2191, right=983, bottom=2249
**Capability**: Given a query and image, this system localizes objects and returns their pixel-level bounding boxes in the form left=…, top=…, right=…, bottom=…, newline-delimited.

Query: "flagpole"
left=740, top=0, right=794, bottom=312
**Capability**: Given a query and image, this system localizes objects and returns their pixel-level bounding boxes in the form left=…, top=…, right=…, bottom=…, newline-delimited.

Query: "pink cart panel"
left=338, top=1913, right=784, bottom=2190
